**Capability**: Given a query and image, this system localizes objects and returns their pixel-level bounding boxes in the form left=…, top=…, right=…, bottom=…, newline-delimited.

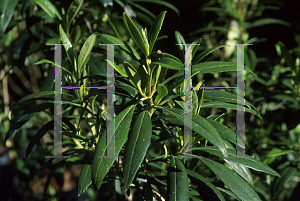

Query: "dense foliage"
left=1, top=0, right=299, bottom=201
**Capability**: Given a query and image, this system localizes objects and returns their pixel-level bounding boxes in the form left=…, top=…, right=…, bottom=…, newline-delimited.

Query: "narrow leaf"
left=0, top=0, right=19, bottom=35
left=123, top=111, right=152, bottom=189
left=78, top=164, right=92, bottom=196
left=167, top=157, right=189, bottom=201
left=123, top=13, right=148, bottom=56
left=152, top=57, right=184, bottom=70
left=187, top=169, right=225, bottom=201
left=148, top=11, right=167, bottom=53
left=32, top=0, right=62, bottom=20
left=91, top=105, right=135, bottom=190
left=78, top=33, right=97, bottom=71
left=163, top=108, right=228, bottom=157
left=199, top=157, right=261, bottom=201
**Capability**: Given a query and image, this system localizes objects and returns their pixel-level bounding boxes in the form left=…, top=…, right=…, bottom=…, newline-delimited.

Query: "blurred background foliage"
left=0, top=0, right=299, bottom=200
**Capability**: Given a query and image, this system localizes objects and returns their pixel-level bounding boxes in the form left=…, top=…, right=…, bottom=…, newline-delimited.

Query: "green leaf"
left=192, top=146, right=280, bottom=177
left=162, top=108, right=228, bottom=157
left=206, top=119, right=244, bottom=148
left=78, top=164, right=92, bottom=196
left=66, top=0, right=84, bottom=34
left=248, top=18, right=290, bottom=29
left=193, top=45, right=229, bottom=64
left=32, top=0, right=62, bottom=20
left=123, top=13, right=148, bottom=56
left=123, top=111, right=152, bottom=190
left=78, top=33, right=97, bottom=71
left=175, top=31, right=186, bottom=60
left=148, top=11, right=167, bottom=53
left=192, top=88, right=198, bottom=114
left=152, top=57, right=184, bottom=70
left=277, top=41, right=296, bottom=71
left=154, top=84, right=168, bottom=105
left=5, top=103, right=53, bottom=142
left=131, top=0, right=180, bottom=17
left=186, top=169, right=225, bottom=201
left=199, top=157, right=261, bottom=201
left=100, top=34, right=141, bottom=60
left=35, top=59, right=73, bottom=76
left=265, top=148, right=293, bottom=158
left=167, top=157, right=189, bottom=201
left=59, top=24, right=72, bottom=52
left=25, top=121, right=54, bottom=158
left=124, top=62, right=145, bottom=96
left=192, top=61, right=256, bottom=76
left=12, top=90, right=54, bottom=107
left=217, top=188, right=241, bottom=201
left=271, top=167, right=297, bottom=198
left=0, top=0, right=19, bottom=36
left=91, top=105, right=135, bottom=190
left=225, top=160, right=253, bottom=185
left=201, top=101, right=262, bottom=121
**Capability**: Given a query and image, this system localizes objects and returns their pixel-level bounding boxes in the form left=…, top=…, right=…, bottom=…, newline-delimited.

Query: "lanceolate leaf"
left=32, top=0, right=62, bottom=20
left=99, top=34, right=141, bottom=60
left=152, top=57, right=184, bottom=70
left=193, top=45, right=229, bottom=64
left=191, top=146, right=280, bottom=177
left=225, top=160, right=253, bottom=185
left=25, top=120, right=54, bottom=158
left=248, top=18, right=290, bottom=29
left=206, top=119, right=244, bottom=148
left=91, top=105, right=135, bottom=190
left=123, top=111, right=152, bottom=189
left=163, top=108, right=228, bottom=157
left=271, top=167, right=297, bottom=198
left=78, top=33, right=97, bottom=71
left=0, top=0, right=19, bottom=36
left=5, top=103, right=53, bottom=142
left=123, top=13, right=148, bottom=56
left=148, top=11, right=167, bottom=53
left=78, top=164, right=92, bottom=196
left=167, top=157, right=189, bottom=201
left=186, top=169, right=225, bottom=201
left=192, top=61, right=256, bottom=76
left=199, top=157, right=261, bottom=201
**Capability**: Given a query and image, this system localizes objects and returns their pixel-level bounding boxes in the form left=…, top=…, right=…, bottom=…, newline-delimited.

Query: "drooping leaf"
left=199, top=157, right=261, bottom=201
left=25, top=120, right=54, bottom=158
left=225, top=160, right=253, bottom=185
left=248, top=18, right=290, bottom=29
left=162, top=108, right=228, bottom=157
left=192, top=61, right=256, bottom=76
left=91, top=105, right=135, bottom=190
left=5, top=103, right=53, bottom=142
left=187, top=169, right=225, bottom=201
left=193, top=45, right=229, bottom=64
left=192, top=146, right=280, bottom=177
left=123, top=111, right=152, bottom=189
left=167, top=157, right=189, bottom=201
